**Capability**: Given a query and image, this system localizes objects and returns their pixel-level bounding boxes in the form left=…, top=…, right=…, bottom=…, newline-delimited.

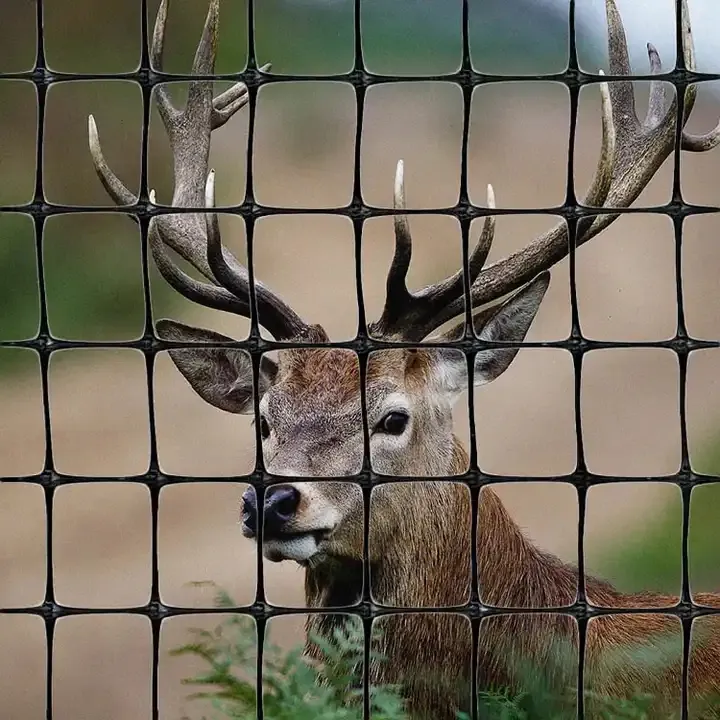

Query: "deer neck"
left=303, top=435, right=576, bottom=609
left=477, top=487, right=578, bottom=607
left=304, top=553, right=364, bottom=608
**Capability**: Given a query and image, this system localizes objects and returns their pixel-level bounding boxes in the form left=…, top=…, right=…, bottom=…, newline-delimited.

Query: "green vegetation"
left=0, top=211, right=179, bottom=374
left=0, top=214, right=39, bottom=344
left=172, top=588, right=720, bottom=720
left=171, top=587, right=408, bottom=720
left=597, top=448, right=720, bottom=599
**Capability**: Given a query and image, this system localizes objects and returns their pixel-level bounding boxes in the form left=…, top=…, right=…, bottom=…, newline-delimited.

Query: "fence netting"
left=1, top=0, right=720, bottom=718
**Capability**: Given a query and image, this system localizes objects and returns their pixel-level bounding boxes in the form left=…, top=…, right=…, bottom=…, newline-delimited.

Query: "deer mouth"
left=242, top=511, right=337, bottom=564
left=241, top=505, right=333, bottom=540
left=242, top=518, right=329, bottom=540
left=240, top=489, right=336, bottom=562
left=261, top=529, right=332, bottom=563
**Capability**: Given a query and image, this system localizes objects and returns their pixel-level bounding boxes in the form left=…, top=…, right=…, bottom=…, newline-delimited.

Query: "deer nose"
left=264, top=484, right=301, bottom=536
left=241, top=487, right=257, bottom=535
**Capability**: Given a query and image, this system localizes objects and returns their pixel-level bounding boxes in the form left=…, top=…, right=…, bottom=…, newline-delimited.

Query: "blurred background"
left=1, top=0, right=720, bottom=718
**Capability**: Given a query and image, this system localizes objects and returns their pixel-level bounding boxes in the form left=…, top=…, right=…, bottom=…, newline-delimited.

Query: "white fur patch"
left=431, top=352, right=468, bottom=396
left=263, top=534, right=319, bottom=563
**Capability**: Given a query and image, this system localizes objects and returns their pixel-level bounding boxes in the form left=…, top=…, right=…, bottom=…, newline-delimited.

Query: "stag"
left=87, top=0, right=720, bottom=717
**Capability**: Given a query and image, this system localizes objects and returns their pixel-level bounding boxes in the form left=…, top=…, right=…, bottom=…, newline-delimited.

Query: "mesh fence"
left=1, top=0, right=720, bottom=718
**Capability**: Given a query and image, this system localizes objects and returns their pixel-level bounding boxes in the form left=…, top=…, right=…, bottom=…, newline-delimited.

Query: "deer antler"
left=370, top=0, right=720, bottom=342
left=371, top=160, right=497, bottom=341
left=87, top=0, right=309, bottom=341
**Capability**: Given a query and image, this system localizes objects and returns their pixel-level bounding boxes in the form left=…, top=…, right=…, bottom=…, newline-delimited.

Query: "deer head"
left=87, top=0, right=719, bottom=571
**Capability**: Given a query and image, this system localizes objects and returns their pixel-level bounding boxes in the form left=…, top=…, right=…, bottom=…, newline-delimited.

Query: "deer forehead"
left=265, top=347, right=435, bottom=417
left=274, top=347, right=426, bottom=394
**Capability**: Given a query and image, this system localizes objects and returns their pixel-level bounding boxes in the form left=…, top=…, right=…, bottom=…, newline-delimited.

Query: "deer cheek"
left=327, top=517, right=364, bottom=562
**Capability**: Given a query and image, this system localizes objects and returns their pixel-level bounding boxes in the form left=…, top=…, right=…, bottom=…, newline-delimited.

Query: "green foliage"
left=171, top=585, right=411, bottom=720
left=42, top=214, right=148, bottom=342
left=0, top=212, right=181, bottom=377
left=0, top=214, right=40, bottom=347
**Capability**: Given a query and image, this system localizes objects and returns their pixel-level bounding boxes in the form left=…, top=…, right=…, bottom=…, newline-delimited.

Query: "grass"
left=172, top=587, right=720, bottom=720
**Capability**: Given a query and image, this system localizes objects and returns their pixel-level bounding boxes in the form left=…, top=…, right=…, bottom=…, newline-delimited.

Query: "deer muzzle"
left=240, top=484, right=337, bottom=564
left=242, top=484, right=300, bottom=537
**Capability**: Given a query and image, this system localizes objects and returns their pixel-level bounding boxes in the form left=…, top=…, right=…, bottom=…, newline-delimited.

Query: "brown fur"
left=278, top=347, right=431, bottom=393
left=277, top=326, right=364, bottom=405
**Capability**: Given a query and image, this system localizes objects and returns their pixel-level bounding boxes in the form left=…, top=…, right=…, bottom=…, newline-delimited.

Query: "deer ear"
left=156, top=319, right=277, bottom=414
left=430, top=272, right=550, bottom=393
left=471, top=271, right=550, bottom=385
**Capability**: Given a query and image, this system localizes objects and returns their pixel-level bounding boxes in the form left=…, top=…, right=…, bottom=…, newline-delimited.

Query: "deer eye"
left=259, top=416, right=271, bottom=440
left=376, top=411, right=409, bottom=436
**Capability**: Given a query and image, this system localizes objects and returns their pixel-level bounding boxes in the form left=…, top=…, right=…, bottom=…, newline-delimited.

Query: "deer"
left=86, top=0, right=720, bottom=717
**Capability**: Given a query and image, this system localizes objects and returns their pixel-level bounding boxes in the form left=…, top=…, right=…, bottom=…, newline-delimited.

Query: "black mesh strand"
left=1, top=1, right=720, bottom=719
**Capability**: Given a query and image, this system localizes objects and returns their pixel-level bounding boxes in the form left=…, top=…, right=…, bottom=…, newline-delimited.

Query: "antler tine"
left=644, top=44, right=669, bottom=130
left=466, top=185, right=496, bottom=283
left=603, top=0, right=639, bottom=133
left=583, top=72, right=615, bottom=209
left=150, top=0, right=179, bottom=128
left=191, top=0, right=218, bottom=75
left=211, top=82, right=250, bottom=130
left=204, top=170, right=307, bottom=340
left=677, top=1, right=720, bottom=153
left=680, top=0, right=697, bottom=121
left=370, top=165, right=497, bottom=341
left=210, top=63, right=269, bottom=129
left=385, top=159, right=413, bottom=309
left=184, top=0, right=219, bottom=128
left=87, top=116, right=137, bottom=206
left=683, top=123, right=720, bottom=152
